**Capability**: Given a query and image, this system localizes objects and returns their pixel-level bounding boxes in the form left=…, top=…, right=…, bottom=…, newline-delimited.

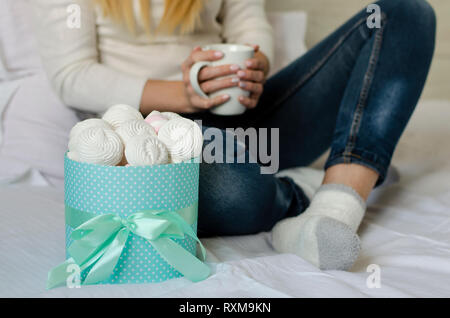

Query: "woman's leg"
left=191, top=0, right=435, bottom=245
left=260, top=0, right=436, bottom=269
left=250, top=0, right=435, bottom=186
left=191, top=5, right=392, bottom=237
left=323, top=164, right=378, bottom=201
left=196, top=126, right=310, bottom=237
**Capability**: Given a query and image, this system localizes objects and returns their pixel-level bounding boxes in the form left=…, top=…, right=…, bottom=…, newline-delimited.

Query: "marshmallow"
left=67, top=127, right=123, bottom=166
left=69, top=118, right=113, bottom=151
left=67, top=151, right=81, bottom=162
left=144, top=111, right=168, bottom=133
left=157, top=118, right=203, bottom=163
left=124, top=134, right=169, bottom=166
left=102, top=104, right=144, bottom=129
left=116, top=119, right=157, bottom=145
left=69, top=118, right=113, bottom=141
left=161, top=112, right=182, bottom=120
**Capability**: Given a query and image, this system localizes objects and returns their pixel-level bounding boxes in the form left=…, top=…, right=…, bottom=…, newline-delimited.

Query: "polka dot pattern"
left=64, top=156, right=200, bottom=284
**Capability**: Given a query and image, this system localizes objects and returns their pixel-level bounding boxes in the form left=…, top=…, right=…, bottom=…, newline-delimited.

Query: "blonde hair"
left=94, top=0, right=205, bottom=35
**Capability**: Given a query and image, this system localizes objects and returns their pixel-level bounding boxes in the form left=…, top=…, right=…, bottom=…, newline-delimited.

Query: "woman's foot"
left=271, top=184, right=366, bottom=270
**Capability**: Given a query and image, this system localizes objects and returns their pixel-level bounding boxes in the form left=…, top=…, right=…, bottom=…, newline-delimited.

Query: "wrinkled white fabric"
left=1, top=101, right=450, bottom=297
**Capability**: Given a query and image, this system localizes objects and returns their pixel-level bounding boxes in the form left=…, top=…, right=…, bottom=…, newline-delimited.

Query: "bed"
left=1, top=99, right=449, bottom=298
left=1, top=1, right=449, bottom=298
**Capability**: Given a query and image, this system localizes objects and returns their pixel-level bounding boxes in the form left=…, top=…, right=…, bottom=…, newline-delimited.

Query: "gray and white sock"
left=271, top=184, right=366, bottom=270
left=276, top=167, right=325, bottom=200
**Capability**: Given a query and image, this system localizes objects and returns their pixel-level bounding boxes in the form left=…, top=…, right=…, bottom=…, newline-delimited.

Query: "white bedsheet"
left=1, top=100, right=450, bottom=298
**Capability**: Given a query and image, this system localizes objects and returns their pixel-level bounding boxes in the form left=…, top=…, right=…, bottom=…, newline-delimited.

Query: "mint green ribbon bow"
left=47, top=203, right=210, bottom=289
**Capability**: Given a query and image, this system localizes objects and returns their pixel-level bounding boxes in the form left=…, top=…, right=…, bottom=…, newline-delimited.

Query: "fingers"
left=200, top=77, right=239, bottom=94
left=181, top=46, right=202, bottom=72
left=236, top=69, right=265, bottom=83
left=244, top=58, right=265, bottom=71
left=238, top=80, right=263, bottom=95
left=244, top=43, right=260, bottom=53
left=238, top=79, right=263, bottom=109
left=192, top=50, right=224, bottom=63
left=190, top=94, right=230, bottom=110
left=183, top=49, right=224, bottom=69
left=198, top=64, right=240, bottom=82
left=181, top=45, right=265, bottom=111
left=238, top=96, right=258, bottom=109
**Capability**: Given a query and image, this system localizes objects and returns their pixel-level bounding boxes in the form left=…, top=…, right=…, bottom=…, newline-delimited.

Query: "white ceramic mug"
left=189, top=44, right=254, bottom=116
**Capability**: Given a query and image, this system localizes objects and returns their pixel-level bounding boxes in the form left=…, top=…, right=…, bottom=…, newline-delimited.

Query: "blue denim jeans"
left=186, top=0, right=436, bottom=237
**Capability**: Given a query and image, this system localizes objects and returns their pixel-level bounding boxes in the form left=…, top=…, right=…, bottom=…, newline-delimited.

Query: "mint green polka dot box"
left=47, top=156, right=209, bottom=288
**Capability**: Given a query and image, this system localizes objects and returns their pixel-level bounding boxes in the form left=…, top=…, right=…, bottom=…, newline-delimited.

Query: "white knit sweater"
left=31, top=0, right=274, bottom=113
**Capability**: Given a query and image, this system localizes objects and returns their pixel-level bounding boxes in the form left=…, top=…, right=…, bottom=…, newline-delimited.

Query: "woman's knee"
left=381, top=0, right=436, bottom=32
left=375, top=0, right=436, bottom=61
left=197, top=162, right=276, bottom=236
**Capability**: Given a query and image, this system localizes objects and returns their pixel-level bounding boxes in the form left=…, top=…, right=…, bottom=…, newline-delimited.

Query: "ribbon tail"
left=83, top=228, right=130, bottom=285
left=150, top=237, right=210, bottom=282
left=169, top=213, right=207, bottom=261
left=185, top=230, right=207, bottom=262
left=47, top=244, right=111, bottom=289
left=46, top=258, right=77, bottom=290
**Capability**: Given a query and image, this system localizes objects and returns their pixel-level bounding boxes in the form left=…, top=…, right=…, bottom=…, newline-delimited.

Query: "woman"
left=33, top=0, right=436, bottom=270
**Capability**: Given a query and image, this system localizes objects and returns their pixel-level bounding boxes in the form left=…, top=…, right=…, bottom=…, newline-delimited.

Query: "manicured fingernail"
left=237, top=71, right=246, bottom=77
left=231, top=77, right=239, bottom=83
left=214, top=51, right=224, bottom=58
left=245, top=61, right=252, bottom=67
left=239, top=96, right=245, bottom=101
left=230, top=64, right=240, bottom=71
left=222, top=94, right=230, bottom=100
left=239, top=82, right=246, bottom=88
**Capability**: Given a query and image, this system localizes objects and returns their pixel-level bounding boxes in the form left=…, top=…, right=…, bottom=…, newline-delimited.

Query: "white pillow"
left=0, top=0, right=79, bottom=186
left=0, top=0, right=42, bottom=80
left=267, top=11, right=308, bottom=76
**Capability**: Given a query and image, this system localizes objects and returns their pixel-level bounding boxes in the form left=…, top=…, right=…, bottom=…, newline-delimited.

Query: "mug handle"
left=189, top=61, right=210, bottom=98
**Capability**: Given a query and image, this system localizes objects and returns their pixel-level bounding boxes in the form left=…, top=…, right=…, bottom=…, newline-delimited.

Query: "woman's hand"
left=237, top=44, right=269, bottom=109
left=181, top=46, right=241, bottom=113
left=140, top=45, right=270, bottom=115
